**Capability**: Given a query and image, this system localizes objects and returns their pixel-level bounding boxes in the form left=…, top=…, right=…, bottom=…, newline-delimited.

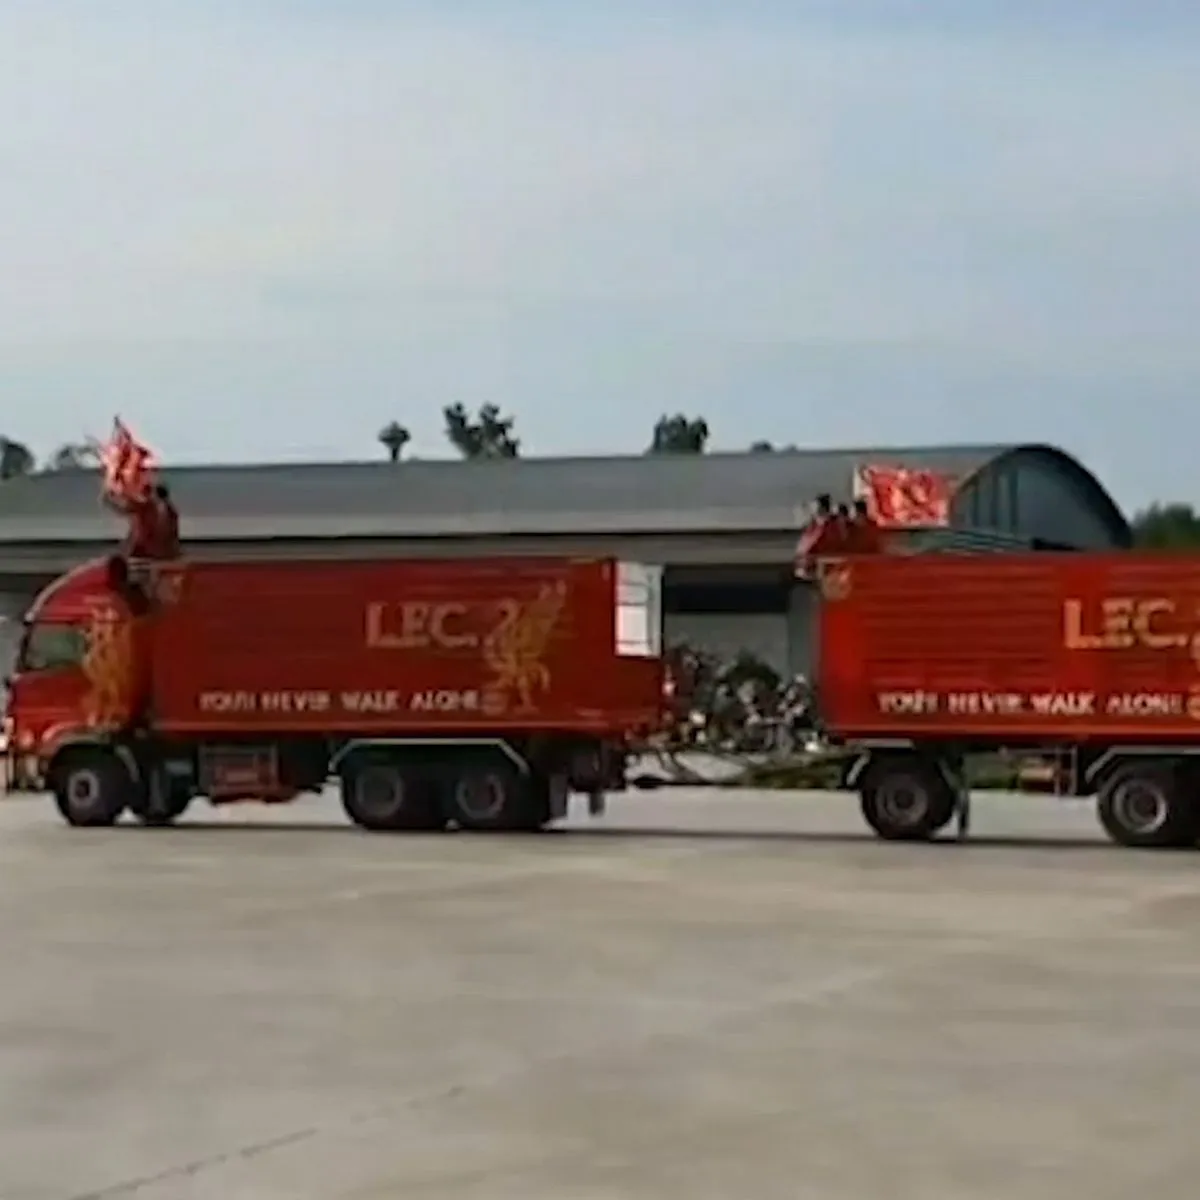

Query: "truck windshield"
left=18, top=622, right=88, bottom=672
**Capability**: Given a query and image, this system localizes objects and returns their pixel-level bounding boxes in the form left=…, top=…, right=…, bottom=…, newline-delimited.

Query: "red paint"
left=819, top=553, right=1200, bottom=743
left=795, top=515, right=889, bottom=577
left=154, top=557, right=661, bottom=735
left=7, top=556, right=664, bottom=758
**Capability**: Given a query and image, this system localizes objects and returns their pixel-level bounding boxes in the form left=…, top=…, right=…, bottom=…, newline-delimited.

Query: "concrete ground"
left=3, top=789, right=1200, bottom=1200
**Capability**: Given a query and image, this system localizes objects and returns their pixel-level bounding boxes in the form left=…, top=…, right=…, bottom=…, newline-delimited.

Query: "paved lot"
left=3, top=788, right=1200, bottom=1200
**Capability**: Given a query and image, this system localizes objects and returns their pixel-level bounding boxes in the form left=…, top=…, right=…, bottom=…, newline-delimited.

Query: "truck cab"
left=5, top=556, right=153, bottom=793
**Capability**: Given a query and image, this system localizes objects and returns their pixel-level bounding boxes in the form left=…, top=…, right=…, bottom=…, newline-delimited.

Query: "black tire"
left=445, top=760, right=544, bottom=832
left=859, top=758, right=955, bottom=842
left=51, top=749, right=132, bottom=828
left=340, top=759, right=441, bottom=831
left=1096, top=763, right=1195, bottom=849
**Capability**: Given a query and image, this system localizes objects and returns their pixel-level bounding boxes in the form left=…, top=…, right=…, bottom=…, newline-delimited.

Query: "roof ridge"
left=32, top=442, right=1014, bottom=477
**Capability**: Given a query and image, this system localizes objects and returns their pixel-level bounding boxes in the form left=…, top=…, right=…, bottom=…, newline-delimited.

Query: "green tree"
left=0, top=436, right=35, bottom=479
left=443, top=403, right=520, bottom=459
left=1131, top=502, right=1200, bottom=549
left=377, top=421, right=411, bottom=462
left=45, top=441, right=100, bottom=471
left=648, top=413, right=709, bottom=454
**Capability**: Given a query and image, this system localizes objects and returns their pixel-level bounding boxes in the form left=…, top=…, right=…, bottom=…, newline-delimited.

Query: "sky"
left=1, top=1, right=1198, bottom=510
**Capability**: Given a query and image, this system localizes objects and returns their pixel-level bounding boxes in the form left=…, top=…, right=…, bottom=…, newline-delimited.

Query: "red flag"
left=99, top=418, right=155, bottom=504
left=854, top=464, right=954, bottom=529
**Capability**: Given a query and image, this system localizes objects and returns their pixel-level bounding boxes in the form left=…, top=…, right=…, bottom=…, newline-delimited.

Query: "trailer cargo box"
left=816, top=552, right=1200, bottom=847
left=151, top=556, right=664, bottom=736
left=819, top=553, right=1200, bottom=742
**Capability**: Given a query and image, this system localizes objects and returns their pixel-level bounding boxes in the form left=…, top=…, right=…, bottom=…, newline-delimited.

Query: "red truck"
left=819, top=552, right=1200, bottom=848
left=3, top=554, right=666, bottom=831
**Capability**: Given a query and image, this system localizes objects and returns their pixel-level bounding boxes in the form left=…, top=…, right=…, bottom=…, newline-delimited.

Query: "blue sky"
left=1, top=2, right=1197, bottom=510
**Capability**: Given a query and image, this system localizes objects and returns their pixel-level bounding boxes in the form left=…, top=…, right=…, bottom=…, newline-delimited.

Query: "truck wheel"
left=1096, top=764, right=1195, bottom=848
left=447, top=762, right=543, bottom=832
left=860, top=759, right=954, bottom=842
left=52, top=750, right=131, bottom=828
left=340, top=761, right=438, bottom=831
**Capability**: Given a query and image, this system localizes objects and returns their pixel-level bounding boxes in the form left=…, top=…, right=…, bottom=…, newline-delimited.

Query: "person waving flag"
left=98, top=418, right=166, bottom=558
left=99, top=417, right=155, bottom=505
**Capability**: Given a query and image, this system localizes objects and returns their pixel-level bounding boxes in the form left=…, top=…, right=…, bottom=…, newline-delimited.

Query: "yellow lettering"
left=1101, top=597, right=1135, bottom=648
left=1132, top=598, right=1187, bottom=649
left=1065, top=596, right=1191, bottom=652
left=1063, top=599, right=1103, bottom=649
left=364, top=602, right=398, bottom=648
left=429, top=603, right=474, bottom=649
left=398, top=602, right=431, bottom=648
left=365, top=600, right=481, bottom=650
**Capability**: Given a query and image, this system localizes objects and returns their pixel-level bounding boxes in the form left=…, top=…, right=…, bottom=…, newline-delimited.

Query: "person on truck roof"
left=794, top=493, right=835, bottom=572
left=113, top=488, right=159, bottom=560
left=849, top=497, right=884, bottom=554
left=105, top=554, right=150, bottom=616
left=809, top=493, right=835, bottom=544
left=832, top=502, right=852, bottom=551
left=152, top=484, right=180, bottom=559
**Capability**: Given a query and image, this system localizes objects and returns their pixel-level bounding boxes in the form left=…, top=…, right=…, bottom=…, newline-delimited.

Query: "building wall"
left=664, top=613, right=790, bottom=670
left=663, top=573, right=792, bottom=672
left=953, top=453, right=1123, bottom=550
left=0, top=590, right=34, bottom=713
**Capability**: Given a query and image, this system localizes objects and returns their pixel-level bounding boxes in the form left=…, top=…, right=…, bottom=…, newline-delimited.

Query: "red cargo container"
left=152, top=557, right=662, bottom=738
left=817, top=553, right=1200, bottom=848
left=4, top=554, right=665, bottom=834
left=821, top=553, right=1200, bottom=741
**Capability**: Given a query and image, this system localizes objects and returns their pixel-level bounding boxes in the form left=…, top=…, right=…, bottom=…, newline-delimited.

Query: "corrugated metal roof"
left=903, top=527, right=1035, bottom=554
left=0, top=444, right=1008, bottom=543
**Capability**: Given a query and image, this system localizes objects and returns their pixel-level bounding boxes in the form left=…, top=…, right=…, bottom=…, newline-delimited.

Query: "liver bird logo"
left=81, top=602, right=135, bottom=729
left=482, top=581, right=567, bottom=714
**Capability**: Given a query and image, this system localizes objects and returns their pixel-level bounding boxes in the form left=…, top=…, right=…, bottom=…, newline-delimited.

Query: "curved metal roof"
left=0, top=442, right=1128, bottom=546
left=968, top=443, right=1133, bottom=548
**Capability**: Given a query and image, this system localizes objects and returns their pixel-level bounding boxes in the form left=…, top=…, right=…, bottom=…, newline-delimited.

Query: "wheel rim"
left=877, top=777, right=929, bottom=827
left=67, top=768, right=103, bottom=813
left=1111, top=779, right=1169, bottom=836
left=455, top=774, right=506, bottom=823
left=354, top=767, right=405, bottom=821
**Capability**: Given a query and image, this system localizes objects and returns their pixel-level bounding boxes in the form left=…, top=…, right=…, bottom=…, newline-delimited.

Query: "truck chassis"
left=39, top=731, right=627, bottom=833
left=844, top=740, right=1200, bottom=849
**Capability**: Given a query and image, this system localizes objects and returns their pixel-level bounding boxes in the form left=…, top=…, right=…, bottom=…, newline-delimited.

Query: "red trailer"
left=4, top=554, right=666, bottom=831
left=818, top=552, right=1200, bottom=847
